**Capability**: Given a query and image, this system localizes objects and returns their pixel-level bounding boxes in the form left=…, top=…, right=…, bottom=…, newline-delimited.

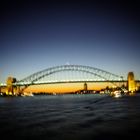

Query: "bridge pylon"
left=6, top=77, right=20, bottom=96
left=127, top=72, right=136, bottom=95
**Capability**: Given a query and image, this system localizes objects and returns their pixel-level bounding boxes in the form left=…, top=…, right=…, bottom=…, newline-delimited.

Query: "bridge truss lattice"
left=16, top=65, right=124, bottom=85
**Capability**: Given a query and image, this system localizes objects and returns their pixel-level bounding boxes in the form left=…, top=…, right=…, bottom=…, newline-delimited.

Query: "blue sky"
left=1, top=0, right=140, bottom=83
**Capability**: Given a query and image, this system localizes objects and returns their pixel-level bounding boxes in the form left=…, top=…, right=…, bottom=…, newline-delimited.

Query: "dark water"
left=0, top=94, right=140, bottom=140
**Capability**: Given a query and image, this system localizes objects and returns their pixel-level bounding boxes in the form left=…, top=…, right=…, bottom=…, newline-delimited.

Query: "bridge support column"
left=127, top=72, right=136, bottom=95
left=6, top=84, right=13, bottom=95
left=6, top=77, right=17, bottom=95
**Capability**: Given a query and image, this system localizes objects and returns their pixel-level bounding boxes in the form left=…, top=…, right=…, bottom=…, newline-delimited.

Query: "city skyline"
left=1, top=0, right=140, bottom=83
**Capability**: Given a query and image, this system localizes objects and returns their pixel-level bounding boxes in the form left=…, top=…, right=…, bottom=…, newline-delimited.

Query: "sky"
left=1, top=0, right=140, bottom=83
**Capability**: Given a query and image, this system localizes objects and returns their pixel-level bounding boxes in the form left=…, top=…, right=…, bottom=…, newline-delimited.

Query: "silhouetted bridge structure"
left=16, top=65, right=124, bottom=85
left=3, top=65, right=139, bottom=94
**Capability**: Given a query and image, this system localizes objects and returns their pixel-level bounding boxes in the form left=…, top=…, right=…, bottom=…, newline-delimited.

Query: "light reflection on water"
left=0, top=94, right=140, bottom=140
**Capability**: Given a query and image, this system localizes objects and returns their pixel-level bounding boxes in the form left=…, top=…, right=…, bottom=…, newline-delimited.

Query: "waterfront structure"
left=84, top=82, right=87, bottom=91
left=127, top=72, right=136, bottom=93
left=5, top=77, right=20, bottom=95
left=6, top=77, right=14, bottom=95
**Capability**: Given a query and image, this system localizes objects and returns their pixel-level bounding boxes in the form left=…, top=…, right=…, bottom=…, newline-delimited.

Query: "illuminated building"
left=127, top=72, right=136, bottom=93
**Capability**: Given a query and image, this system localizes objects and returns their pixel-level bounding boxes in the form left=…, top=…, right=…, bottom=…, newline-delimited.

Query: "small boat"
left=52, top=92, right=57, bottom=95
left=21, top=92, right=34, bottom=97
left=113, top=90, right=122, bottom=98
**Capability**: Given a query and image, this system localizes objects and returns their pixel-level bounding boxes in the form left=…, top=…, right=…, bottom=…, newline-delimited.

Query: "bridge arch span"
left=17, top=65, right=123, bottom=84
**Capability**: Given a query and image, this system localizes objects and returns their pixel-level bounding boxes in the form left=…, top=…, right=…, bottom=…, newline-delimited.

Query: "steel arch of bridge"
left=17, top=65, right=123, bottom=85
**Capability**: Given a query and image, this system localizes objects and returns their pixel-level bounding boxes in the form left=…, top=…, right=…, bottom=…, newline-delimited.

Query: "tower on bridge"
left=127, top=72, right=136, bottom=93
left=84, top=82, right=87, bottom=91
left=6, top=77, right=18, bottom=95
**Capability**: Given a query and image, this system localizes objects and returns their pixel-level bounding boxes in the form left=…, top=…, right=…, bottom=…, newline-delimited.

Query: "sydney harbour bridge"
left=2, top=64, right=139, bottom=95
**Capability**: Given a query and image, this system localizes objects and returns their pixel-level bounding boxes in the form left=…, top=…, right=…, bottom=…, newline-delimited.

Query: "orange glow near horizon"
left=24, top=82, right=115, bottom=93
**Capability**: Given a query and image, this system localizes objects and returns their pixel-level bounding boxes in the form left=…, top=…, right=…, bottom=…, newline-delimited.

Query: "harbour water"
left=0, top=93, right=140, bottom=140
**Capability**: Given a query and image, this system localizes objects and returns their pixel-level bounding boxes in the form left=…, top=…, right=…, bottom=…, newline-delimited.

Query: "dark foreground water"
left=0, top=94, right=140, bottom=140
